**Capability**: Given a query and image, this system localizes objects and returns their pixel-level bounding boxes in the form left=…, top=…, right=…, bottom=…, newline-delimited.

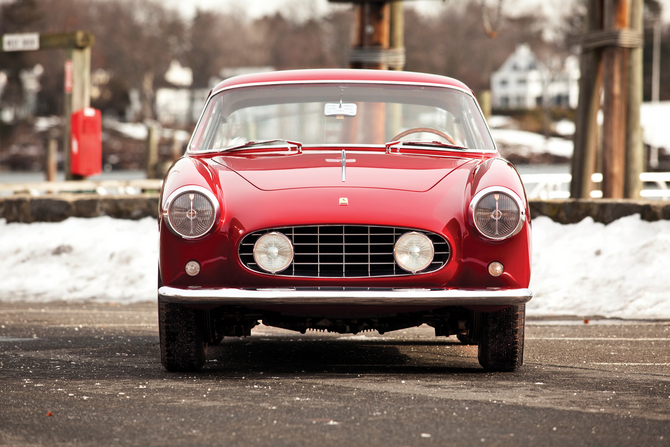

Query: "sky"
left=162, top=0, right=670, bottom=23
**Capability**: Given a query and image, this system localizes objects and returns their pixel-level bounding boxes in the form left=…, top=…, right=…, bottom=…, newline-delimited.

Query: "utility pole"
left=571, top=0, right=603, bottom=199
left=329, top=0, right=405, bottom=70
left=571, top=0, right=643, bottom=199
left=625, top=0, right=643, bottom=197
left=600, top=0, right=629, bottom=198
left=649, top=19, right=662, bottom=169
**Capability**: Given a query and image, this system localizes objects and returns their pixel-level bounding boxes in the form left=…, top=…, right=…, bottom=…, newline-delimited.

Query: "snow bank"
left=640, top=101, right=670, bottom=152
left=490, top=128, right=573, bottom=159
left=1, top=215, right=669, bottom=319
left=0, top=217, right=156, bottom=302
left=530, top=215, right=670, bottom=319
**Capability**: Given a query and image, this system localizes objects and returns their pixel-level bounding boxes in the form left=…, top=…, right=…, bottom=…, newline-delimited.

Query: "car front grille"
left=239, top=225, right=450, bottom=278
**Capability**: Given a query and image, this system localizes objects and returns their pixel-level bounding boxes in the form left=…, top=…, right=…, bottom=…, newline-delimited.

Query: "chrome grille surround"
left=239, top=225, right=450, bottom=278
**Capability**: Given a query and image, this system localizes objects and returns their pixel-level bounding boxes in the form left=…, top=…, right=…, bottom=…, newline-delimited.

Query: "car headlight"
left=253, top=232, right=294, bottom=274
left=394, top=232, right=434, bottom=273
left=163, top=186, right=220, bottom=239
left=470, top=187, right=525, bottom=240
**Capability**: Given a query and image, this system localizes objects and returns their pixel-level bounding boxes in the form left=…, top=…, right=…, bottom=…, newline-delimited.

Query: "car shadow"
left=203, top=335, right=484, bottom=375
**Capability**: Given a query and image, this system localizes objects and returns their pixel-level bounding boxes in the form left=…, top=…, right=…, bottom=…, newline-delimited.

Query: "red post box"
left=70, top=108, right=102, bottom=177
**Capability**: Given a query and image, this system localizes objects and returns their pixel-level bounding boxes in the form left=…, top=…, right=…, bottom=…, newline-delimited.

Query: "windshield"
left=189, top=83, right=495, bottom=152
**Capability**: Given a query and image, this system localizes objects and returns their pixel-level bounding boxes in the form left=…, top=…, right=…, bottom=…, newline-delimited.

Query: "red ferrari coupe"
left=158, top=69, right=532, bottom=372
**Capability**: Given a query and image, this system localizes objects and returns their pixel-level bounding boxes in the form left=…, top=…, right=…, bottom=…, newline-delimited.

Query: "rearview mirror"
left=325, top=102, right=357, bottom=118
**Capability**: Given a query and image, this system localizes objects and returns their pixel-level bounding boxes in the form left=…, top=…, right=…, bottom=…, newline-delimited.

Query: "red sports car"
left=158, top=69, right=532, bottom=372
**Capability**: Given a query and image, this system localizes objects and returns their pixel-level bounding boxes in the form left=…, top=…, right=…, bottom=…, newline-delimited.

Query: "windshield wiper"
left=222, top=139, right=303, bottom=153
left=385, top=140, right=468, bottom=152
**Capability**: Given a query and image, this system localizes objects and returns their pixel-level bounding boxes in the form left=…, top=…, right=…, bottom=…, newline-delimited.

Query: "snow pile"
left=530, top=216, right=670, bottom=319
left=0, top=217, right=156, bottom=302
left=1, top=215, right=669, bottom=319
left=490, top=128, right=573, bottom=159
left=640, top=101, right=670, bottom=152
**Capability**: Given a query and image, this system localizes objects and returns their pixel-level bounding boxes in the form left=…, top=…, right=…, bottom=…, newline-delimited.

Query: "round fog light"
left=253, top=232, right=294, bottom=273
left=488, top=261, right=504, bottom=277
left=185, top=260, right=201, bottom=276
left=394, top=232, right=434, bottom=273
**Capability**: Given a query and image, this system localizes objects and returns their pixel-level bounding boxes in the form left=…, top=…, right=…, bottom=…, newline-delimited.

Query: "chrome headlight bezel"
left=469, top=186, right=526, bottom=241
left=162, top=185, right=221, bottom=239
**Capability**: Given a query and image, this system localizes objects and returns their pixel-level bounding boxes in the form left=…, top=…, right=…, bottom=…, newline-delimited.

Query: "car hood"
left=210, top=150, right=478, bottom=192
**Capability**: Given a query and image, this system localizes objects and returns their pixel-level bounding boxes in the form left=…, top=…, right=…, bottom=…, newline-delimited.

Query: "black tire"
left=477, top=305, right=525, bottom=372
left=158, top=297, right=206, bottom=372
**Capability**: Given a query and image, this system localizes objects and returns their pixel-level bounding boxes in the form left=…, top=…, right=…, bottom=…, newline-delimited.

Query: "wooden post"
left=625, top=0, right=643, bottom=198
left=51, top=32, right=95, bottom=181
left=571, top=0, right=603, bottom=199
left=46, top=138, right=58, bottom=182
left=172, top=134, right=184, bottom=162
left=600, top=0, right=629, bottom=198
left=145, top=124, right=160, bottom=179
left=62, top=48, right=74, bottom=182
left=389, top=1, right=404, bottom=71
left=350, top=2, right=390, bottom=69
left=477, top=91, right=492, bottom=121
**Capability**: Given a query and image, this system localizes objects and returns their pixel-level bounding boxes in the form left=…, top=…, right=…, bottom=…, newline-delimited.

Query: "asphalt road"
left=0, top=302, right=668, bottom=447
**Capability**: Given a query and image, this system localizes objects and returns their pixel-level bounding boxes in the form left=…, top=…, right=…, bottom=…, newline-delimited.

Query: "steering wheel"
left=391, top=127, right=457, bottom=145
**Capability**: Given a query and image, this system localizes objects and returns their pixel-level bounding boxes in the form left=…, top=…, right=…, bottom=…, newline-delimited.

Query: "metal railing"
left=0, top=179, right=163, bottom=197
left=522, top=172, right=670, bottom=200
left=2, top=174, right=669, bottom=201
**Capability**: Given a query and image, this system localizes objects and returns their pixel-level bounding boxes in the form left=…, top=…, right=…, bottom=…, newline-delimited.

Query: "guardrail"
left=521, top=172, right=670, bottom=200
left=0, top=179, right=163, bottom=197
left=1, top=174, right=669, bottom=201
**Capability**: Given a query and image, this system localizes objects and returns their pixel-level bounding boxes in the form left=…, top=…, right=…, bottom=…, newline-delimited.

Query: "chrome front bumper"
left=158, top=286, right=532, bottom=306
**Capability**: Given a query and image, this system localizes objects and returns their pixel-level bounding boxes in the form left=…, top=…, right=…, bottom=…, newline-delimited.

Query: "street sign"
left=2, top=33, right=40, bottom=52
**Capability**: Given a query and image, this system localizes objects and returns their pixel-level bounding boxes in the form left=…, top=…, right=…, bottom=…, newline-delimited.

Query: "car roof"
left=210, top=69, right=472, bottom=95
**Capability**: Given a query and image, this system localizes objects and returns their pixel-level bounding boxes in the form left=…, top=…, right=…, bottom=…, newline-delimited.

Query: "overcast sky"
left=162, top=0, right=670, bottom=22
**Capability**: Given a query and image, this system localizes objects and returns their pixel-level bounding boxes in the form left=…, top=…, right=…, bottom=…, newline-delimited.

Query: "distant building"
left=490, top=44, right=579, bottom=110
left=0, top=64, right=43, bottom=123
left=153, top=65, right=275, bottom=125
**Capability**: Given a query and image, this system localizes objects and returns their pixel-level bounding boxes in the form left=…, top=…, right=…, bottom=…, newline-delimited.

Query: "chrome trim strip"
left=189, top=145, right=496, bottom=156
left=211, top=79, right=474, bottom=97
left=158, top=286, right=532, bottom=306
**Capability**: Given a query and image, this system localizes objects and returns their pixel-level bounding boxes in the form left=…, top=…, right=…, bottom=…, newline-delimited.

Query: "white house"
left=491, top=44, right=580, bottom=110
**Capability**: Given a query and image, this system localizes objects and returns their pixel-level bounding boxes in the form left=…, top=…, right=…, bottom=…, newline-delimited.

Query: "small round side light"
left=185, top=260, right=201, bottom=276
left=488, top=261, right=504, bottom=277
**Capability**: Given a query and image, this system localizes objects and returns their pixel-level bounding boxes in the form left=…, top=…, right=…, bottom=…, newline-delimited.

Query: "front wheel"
left=477, top=305, right=525, bottom=372
left=159, top=297, right=206, bottom=372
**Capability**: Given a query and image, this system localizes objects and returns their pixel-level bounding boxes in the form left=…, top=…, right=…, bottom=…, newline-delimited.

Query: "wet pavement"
left=0, top=302, right=668, bottom=446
